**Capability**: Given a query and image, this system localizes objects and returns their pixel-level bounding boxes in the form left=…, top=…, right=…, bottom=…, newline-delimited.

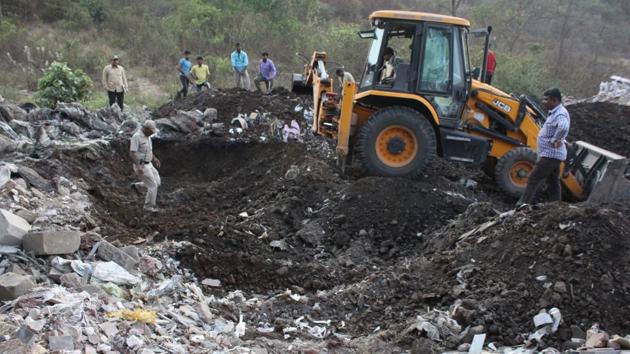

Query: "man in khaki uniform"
left=102, top=55, right=128, bottom=110
left=130, top=120, right=161, bottom=212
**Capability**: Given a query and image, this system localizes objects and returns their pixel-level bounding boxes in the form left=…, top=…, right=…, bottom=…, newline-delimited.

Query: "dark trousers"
left=177, top=75, right=189, bottom=98
left=519, top=157, right=562, bottom=204
left=486, top=72, right=493, bottom=85
left=107, top=91, right=124, bottom=110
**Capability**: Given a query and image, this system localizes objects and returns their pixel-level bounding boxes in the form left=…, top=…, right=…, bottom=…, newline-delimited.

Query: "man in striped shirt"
left=518, top=88, right=570, bottom=205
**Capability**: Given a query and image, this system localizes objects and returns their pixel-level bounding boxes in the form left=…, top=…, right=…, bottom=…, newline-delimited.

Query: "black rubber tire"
left=356, top=106, right=437, bottom=177
left=494, top=147, right=538, bottom=198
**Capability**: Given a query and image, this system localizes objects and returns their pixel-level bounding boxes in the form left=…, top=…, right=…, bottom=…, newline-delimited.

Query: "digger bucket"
left=565, top=141, right=630, bottom=203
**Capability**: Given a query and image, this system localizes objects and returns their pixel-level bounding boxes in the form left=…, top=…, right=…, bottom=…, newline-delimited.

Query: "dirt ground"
left=24, top=90, right=630, bottom=352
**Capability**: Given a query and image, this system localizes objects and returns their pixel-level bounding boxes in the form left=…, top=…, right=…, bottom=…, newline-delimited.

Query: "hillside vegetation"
left=0, top=0, right=628, bottom=107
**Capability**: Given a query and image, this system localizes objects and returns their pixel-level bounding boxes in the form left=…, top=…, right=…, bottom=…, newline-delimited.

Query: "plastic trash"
left=234, top=314, right=246, bottom=338
left=102, top=282, right=124, bottom=298
left=93, top=261, right=140, bottom=285
left=106, top=309, right=157, bottom=324
left=146, top=275, right=183, bottom=298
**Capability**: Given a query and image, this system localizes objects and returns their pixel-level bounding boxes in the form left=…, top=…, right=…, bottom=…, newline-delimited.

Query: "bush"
left=36, top=62, right=93, bottom=107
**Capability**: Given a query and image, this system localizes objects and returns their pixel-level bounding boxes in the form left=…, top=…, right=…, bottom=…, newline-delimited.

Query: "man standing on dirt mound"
left=518, top=88, right=570, bottom=205
left=130, top=120, right=161, bottom=213
left=254, top=52, right=276, bottom=93
left=102, top=55, right=128, bottom=111
left=231, top=43, right=250, bottom=90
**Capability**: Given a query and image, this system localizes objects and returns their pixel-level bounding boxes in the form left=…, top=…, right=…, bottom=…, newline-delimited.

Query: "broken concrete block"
left=201, top=278, right=221, bottom=287
left=14, top=209, right=37, bottom=224
left=22, top=230, right=81, bottom=255
left=48, top=335, right=74, bottom=351
left=97, top=240, right=138, bottom=271
left=0, top=209, right=31, bottom=246
left=17, top=166, right=52, bottom=192
left=0, top=272, right=35, bottom=301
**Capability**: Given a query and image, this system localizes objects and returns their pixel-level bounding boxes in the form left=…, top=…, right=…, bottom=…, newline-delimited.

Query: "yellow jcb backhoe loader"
left=292, top=10, right=630, bottom=202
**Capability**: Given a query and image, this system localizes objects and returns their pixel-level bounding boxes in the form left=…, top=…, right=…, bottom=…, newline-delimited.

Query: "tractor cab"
left=358, top=11, right=473, bottom=127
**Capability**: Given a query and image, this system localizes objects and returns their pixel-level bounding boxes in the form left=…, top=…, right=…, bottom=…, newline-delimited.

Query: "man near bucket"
left=518, top=88, right=570, bottom=205
left=130, top=120, right=161, bottom=212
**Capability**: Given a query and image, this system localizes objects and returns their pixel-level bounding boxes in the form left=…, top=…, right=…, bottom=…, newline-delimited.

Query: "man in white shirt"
left=130, top=120, right=161, bottom=212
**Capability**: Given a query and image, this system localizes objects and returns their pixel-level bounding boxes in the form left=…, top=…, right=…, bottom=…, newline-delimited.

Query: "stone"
left=99, top=322, right=118, bottom=338
left=24, top=317, right=45, bottom=332
left=553, top=281, right=568, bottom=293
left=17, top=166, right=53, bottom=192
left=22, top=230, right=81, bottom=255
left=201, top=278, right=221, bottom=287
left=203, top=108, right=218, bottom=122
left=6, top=263, right=27, bottom=275
left=48, top=335, right=74, bottom=351
left=85, top=345, right=98, bottom=354
left=121, top=245, right=140, bottom=260
left=126, top=335, right=144, bottom=349
left=358, top=229, right=368, bottom=236
left=14, top=209, right=37, bottom=224
left=0, top=272, right=35, bottom=300
left=0, top=209, right=31, bottom=246
left=60, top=273, right=82, bottom=289
left=16, top=326, right=36, bottom=345
left=585, top=332, right=610, bottom=348
left=563, top=244, right=573, bottom=257
left=296, top=221, right=325, bottom=246
left=571, top=325, right=586, bottom=340
left=97, top=240, right=138, bottom=271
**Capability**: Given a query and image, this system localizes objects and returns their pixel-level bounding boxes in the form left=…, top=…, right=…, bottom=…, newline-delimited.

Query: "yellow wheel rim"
left=510, top=161, right=534, bottom=187
left=375, top=125, right=418, bottom=168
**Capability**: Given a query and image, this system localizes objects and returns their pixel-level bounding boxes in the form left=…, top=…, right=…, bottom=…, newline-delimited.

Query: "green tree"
left=81, top=0, right=108, bottom=24
left=36, top=62, right=93, bottom=108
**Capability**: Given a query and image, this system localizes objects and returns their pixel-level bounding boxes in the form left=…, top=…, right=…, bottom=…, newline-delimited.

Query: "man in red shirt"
left=486, top=44, right=496, bottom=85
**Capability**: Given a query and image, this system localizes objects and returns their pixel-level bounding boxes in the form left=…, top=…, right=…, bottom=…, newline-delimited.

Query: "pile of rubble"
left=1, top=87, right=629, bottom=353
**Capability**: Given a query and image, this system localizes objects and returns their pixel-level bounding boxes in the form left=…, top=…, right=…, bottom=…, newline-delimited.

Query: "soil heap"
left=567, top=102, right=630, bottom=157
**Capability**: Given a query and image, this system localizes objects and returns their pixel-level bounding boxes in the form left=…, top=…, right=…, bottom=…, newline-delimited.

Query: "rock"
left=563, top=244, right=573, bottom=257
left=296, top=221, right=325, bottom=246
left=59, top=273, right=82, bottom=289
left=22, top=230, right=82, bottom=255
left=358, top=229, right=368, bottom=236
left=97, top=240, right=138, bottom=271
left=48, top=335, right=74, bottom=351
left=553, top=281, right=568, bottom=294
left=16, top=326, right=36, bottom=346
left=121, top=245, right=140, bottom=260
left=60, top=121, right=83, bottom=136
left=0, top=272, right=35, bottom=300
left=9, top=120, right=34, bottom=138
left=0, top=209, right=31, bottom=246
left=276, top=266, right=289, bottom=275
left=203, top=108, right=218, bottom=122
left=585, top=332, right=609, bottom=348
left=201, top=278, right=221, bottom=287
left=17, top=166, right=53, bottom=192
left=126, top=335, right=144, bottom=349
left=24, top=317, right=45, bottom=332
left=99, top=322, right=118, bottom=338
left=571, top=325, right=586, bottom=340
left=14, top=209, right=37, bottom=224
left=6, top=263, right=27, bottom=275
left=85, top=345, right=98, bottom=354
left=139, top=256, right=163, bottom=276
left=332, top=214, right=347, bottom=225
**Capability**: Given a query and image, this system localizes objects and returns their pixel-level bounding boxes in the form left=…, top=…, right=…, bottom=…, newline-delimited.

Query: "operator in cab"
left=379, top=47, right=396, bottom=84
left=517, top=88, right=570, bottom=206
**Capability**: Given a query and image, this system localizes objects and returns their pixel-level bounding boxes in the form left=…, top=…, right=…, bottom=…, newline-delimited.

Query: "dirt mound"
left=154, top=88, right=304, bottom=121
left=567, top=102, right=630, bottom=157
left=422, top=202, right=630, bottom=348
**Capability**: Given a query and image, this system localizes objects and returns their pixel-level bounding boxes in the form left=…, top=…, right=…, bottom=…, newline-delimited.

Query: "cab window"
left=419, top=27, right=452, bottom=93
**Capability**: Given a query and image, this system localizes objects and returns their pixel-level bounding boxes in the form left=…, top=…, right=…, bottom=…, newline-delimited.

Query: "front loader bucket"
left=291, top=73, right=311, bottom=95
left=565, top=141, right=630, bottom=203
left=587, top=158, right=630, bottom=203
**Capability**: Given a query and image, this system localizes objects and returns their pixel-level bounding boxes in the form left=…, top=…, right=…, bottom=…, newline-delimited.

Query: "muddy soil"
left=29, top=96, right=630, bottom=351
left=567, top=102, right=630, bottom=156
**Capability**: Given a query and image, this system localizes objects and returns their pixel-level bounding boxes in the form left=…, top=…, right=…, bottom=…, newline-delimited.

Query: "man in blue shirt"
left=175, top=49, right=192, bottom=99
left=518, top=88, right=571, bottom=205
left=231, top=43, right=250, bottom=90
